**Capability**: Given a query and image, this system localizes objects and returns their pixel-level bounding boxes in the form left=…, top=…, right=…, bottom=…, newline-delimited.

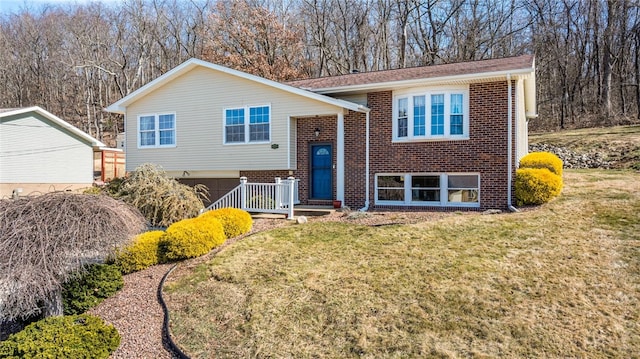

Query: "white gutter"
left=359, top=110, right=371, bottom=211
left=507, top=74, right=518, bottom=212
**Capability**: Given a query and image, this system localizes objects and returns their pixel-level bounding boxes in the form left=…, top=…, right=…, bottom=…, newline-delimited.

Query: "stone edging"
left=158, top=263, right=190, bottom=359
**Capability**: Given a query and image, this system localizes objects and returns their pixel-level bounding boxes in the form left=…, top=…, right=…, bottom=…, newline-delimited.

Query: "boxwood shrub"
left=115, top=230, right=166, bottom=274
left=0, top=314, right=120, bottom=358
left=515, top=167, right=563, bottom=205
left=199, top=208, right=253, bottom=238
left=62, top=264, right=123, bottom=315
left=520, top=151, right=563, bottom=176
left=161, top=216, right=226, bottom=260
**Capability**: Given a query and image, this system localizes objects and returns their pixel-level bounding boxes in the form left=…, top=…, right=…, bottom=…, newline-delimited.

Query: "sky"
left=0, top=0, right=124, bottom=14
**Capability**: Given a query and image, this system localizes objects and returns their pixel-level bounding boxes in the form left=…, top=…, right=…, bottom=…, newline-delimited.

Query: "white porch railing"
left=205, top=177, right=299, bottom=219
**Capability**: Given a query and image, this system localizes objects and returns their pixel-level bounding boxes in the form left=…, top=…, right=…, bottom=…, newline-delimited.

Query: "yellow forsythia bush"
left=520, top=151, right=563, bottom=176
left=199, top=207, right=253, bottom=239
left=515, top=168, right=563, bottom=205
left=161, top=216, right=226, bottom=260
left=115, top=230, right=165, bottom=274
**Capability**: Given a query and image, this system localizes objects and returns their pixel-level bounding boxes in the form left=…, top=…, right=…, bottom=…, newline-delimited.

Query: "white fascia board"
left=97, top=147, right=124, bottom=152
left=0, top=106, right=106, bottom=148
left=309, top=68, right=536, bottom=95
left=105, top=58, right=370, bottom=114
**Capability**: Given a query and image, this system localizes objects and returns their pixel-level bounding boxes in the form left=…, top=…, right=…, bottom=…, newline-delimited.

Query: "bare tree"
left=601, top=0, right=618, bottom=120
left=0, top=0, right=638, bottom=132
left=202, top=0, right=309, bottom=81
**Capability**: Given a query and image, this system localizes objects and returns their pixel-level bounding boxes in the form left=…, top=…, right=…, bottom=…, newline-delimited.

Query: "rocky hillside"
left=529, top=125, right=640, bottom=170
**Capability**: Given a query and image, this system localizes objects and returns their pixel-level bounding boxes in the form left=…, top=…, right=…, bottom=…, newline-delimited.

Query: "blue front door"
left=311, top=144, right=332, bottom=199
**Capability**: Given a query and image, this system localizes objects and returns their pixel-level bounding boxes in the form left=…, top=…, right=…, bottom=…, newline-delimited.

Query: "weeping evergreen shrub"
left=116, top=163, right=208, bottom=227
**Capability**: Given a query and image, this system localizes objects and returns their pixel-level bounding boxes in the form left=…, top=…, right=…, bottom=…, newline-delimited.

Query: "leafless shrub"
left=117, top=163, right=208, bottom=227
left=0, top=193, right=146, bottom=322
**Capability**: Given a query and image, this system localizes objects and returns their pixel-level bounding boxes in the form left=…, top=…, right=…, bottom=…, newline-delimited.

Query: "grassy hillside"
left=530, top=125, right=640, bottom=169
left=164, top=169, right=640, bottom=358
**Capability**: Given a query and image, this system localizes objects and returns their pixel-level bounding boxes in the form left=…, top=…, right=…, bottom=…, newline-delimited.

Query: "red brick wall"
left=236, top=80, right=516, bottom=211
left=344, top=110, right=367, bottom=208
left=366, top=81, right=515, bottom=210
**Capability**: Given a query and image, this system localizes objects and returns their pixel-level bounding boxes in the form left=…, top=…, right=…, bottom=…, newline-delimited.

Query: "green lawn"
left=164, top=169, right=640, bottom=358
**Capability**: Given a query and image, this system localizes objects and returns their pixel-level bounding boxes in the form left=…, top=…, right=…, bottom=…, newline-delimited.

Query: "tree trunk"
left=601, top=0, right=617, bottom=121
left=43, top=289, right=64, bottom=318
left=636, top=32, right=640, bottom=120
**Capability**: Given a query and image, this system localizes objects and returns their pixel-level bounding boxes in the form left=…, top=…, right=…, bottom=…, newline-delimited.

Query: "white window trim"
left=392, top=86, right=470, bottom=142
left=137, top=112, right=177, bottom=149
left=375, top=173, right=480, bottom=208
left=223, top=104, right=271, bottom=145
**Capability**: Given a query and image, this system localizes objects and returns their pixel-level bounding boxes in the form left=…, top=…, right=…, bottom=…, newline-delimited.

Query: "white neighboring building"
left=0, top=107, right=106, bottom=198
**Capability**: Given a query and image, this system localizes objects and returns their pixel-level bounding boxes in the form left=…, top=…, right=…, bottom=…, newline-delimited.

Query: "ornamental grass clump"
left=114, top=230, right=166, bottom=274
left=0, top=314, right=120, bottom=358
left=161, top=217, right=226, bottom=260
left=199, top=208, right=253, bottom=238
left=520, top=151, right=564, bottom=176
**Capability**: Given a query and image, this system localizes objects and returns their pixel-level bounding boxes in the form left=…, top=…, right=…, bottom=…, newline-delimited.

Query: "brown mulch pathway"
left=91, top=209, right=468, bottom=358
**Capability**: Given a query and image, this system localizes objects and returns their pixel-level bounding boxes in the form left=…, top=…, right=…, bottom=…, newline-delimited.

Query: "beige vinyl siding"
left=516, top=79, right=528, bottom=162
left=125, top=66, right=344, bottom=172
left=0, top=113, right=94, bottom=184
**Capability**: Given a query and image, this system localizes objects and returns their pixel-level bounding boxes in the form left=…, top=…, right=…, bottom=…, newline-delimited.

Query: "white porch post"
left=336, top=112, right=345, bottom=203
left=287, top=176, right=296, bottom=219
left=274, top=177, right=282, bottom=208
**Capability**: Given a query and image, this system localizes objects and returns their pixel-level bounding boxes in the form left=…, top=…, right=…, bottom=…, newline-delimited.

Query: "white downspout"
left=359, top=110, right=371, bottom=211
left=336, top=112, right=345, bottom=203
left=507, top=74, right=518, bottom=212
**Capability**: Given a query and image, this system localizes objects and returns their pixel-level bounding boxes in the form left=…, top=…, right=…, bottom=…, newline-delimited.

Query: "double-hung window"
left=138, top=113, right=176, bottom=148
left=394, top=87, right=468, bottom=141
left=375, top=173, right=480, bottom=207
left=225, top=108, right=245, bottom=143
left=397, top=98, right=408, bottom=137
left=225, top=105, right=270, bottom=144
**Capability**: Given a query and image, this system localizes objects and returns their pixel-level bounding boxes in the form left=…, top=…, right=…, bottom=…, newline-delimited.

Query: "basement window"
left=375, top=173, right=480, bottom=207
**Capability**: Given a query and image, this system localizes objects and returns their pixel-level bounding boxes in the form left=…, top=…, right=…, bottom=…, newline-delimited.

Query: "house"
left=106, top=55, right=536, bottom=211
left=0, top=106, right=110, bottom=198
